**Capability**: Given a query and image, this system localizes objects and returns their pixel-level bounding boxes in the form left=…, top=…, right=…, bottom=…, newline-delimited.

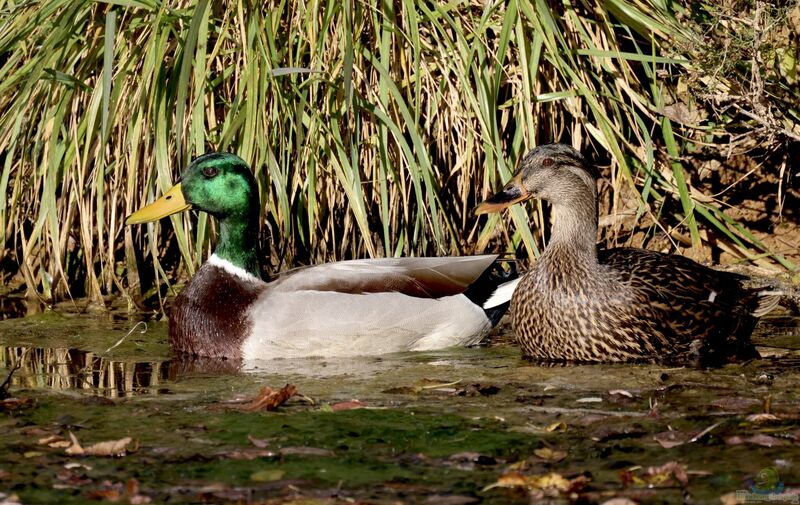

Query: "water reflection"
left=1, top=346, right=249, bottom=397
left=2, top=346, right=172, bottom=397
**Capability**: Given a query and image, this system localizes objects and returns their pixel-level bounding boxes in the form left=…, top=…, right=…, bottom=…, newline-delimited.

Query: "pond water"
left=0, top=303, right=799, bottom=504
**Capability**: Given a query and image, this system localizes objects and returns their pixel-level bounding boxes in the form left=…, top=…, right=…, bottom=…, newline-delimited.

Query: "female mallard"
left=475, top=144, right=779, bottom=365
left=127, top=153, right=516, bottom=360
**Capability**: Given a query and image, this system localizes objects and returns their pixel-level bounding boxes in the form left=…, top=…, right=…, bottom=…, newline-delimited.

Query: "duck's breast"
left=170, top=259, right=267, bottom=359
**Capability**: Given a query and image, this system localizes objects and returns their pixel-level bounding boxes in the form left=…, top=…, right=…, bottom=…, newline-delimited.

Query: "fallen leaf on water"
left=709, top=397, right=761, bottom=411
left=482, top=472, right=530, bottom=490
left=724, top=434, right=790, bottom=447
left=601, top=498, right=638, bottom=505
left=249, top=469, right=285, bottom=482
left=653, top=430, right=694, bottom=449
left=620, top=461, right=689, bottom=488
left=218, top=448, right=276, bottom=460
left=241, top=384, right=297, bottom=412
left=533, top=447, right=567, bottom=462
left=278, top=446, right=335, bottom=457
left=87, top=478, right=150, bottom=503
left=0, top=398, right=33, bottom=410
left=653, top=421, right=722, bottom=448
left=65, top=432, right=136, bottom=457
left=746, top=413, right=780, bottom=423
left=645, top=461, right=688, bottom=486
left=38, top=435, right=72, bottom=449
left=483, top=471, right=588, bottom=493
left=608, top=390, right=634, bottom=398
left=247, top=434, right=270, bottom=448
left=546, top=422, right=567, bottom=432
left=54, top=467, right=92, bottom=488
left=64, top=462, right=92, bottom=471
left=453, top=383, right=501, bottom=397
left=0, top=493, right=22, bottom=505
left=330, top=400, right=367, bottom=411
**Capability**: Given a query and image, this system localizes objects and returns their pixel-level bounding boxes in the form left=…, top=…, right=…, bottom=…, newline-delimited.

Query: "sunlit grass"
left=0, top=0, right=795, bottom=304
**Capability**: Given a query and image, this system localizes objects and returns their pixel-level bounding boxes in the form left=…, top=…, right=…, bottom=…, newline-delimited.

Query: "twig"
left=104, top=321, right=148, bottom=355
left=0, top=359, right=24, bottom=400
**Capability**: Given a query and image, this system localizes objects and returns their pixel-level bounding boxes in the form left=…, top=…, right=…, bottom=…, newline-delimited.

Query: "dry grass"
left=0, top=0, right=796, bottom=306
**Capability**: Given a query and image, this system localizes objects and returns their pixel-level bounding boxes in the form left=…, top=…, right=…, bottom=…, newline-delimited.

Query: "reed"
left=0, top=0, right=796, bottom=304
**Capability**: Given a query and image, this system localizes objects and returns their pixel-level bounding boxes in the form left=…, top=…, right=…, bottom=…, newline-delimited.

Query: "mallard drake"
left=475, top=144, right=780, bottom=365
left=127, top=153, right=517, bottom=360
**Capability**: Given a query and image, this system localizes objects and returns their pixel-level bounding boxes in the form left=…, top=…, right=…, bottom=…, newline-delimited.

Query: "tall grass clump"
left=0, top=0, right=796, bottom=307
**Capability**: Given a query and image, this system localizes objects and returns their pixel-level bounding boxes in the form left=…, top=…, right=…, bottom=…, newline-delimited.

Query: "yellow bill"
left=125, top=184, right=191, bottom=225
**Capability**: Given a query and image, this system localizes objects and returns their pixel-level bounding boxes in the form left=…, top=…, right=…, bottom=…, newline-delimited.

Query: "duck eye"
left=202, top=166, right=218, bottom=178
left=542, top=158, right=554, bottom=167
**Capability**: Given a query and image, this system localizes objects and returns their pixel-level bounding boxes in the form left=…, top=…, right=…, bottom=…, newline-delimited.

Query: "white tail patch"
left=207, top=254, right=261, bottom=283
left=753, top=290, right=784, bottom=317
left=483, top=278, right=521, bottom=309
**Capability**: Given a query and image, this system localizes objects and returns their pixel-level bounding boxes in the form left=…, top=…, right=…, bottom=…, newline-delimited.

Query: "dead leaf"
left=247, top=434, right=270, bottom=448
left=533, top=447, right=567, bottom=462
left=608, top=390, right=634, bottom=398
left=452, top=384, right=500, bottom=397
left=54, top=468, right=92, bottom=488
left=0, top=493, right=23, bottom=505
left=546, top=422, right=567, bottom=432
left=330, top=400, right=367, bottom=411
left=724, top=434, right=790, bottom=447
left=746, top=413, right=780, bottom=423
left=38, top=435, right=72, bottom=449
left=653, top=431, right=693, bottom=449
left=241, top=384, right=297, bottom=412
left=219, top=448, right=276, bottom=460
left=645, top=461, right=688, bottom=487
left=482, top=472, right=530, bottom=490
left=87, top=478, right=150, bottom=503
left=0, top=397, right=33, bottom=410
left=278, top=446, right=335, bottom=457
left=483, top=471, right=589, bottom=493
left=709, top=397, right=761, bottom=411
left=249, top=469, right=285, bottom=482
left=65, top=432, right=136, bottom=457
left=621, top=461, right=689, bottom=488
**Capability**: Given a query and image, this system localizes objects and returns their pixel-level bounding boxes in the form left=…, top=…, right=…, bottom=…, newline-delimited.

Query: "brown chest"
left=169, top=265, right=265, bottom=359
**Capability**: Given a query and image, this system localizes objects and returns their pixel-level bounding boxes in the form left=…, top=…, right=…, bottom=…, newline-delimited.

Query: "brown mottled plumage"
left=476, top=144, right=779, bottom=365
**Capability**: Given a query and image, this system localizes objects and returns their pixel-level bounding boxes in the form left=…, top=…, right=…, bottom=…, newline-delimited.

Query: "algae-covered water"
left=1, top=305, right=799, bottom=504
